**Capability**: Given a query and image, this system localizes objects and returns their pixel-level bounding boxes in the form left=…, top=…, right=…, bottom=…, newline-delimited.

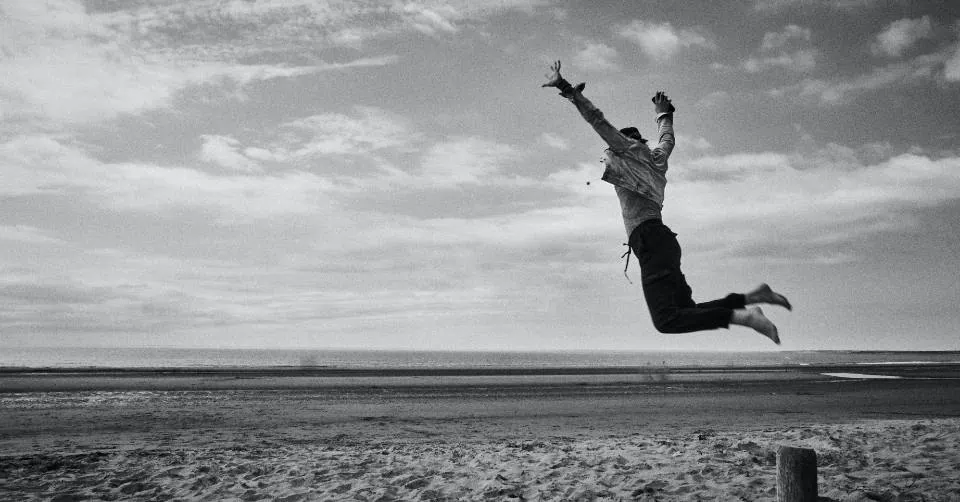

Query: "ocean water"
left=1, top=347, right=959, bottom=369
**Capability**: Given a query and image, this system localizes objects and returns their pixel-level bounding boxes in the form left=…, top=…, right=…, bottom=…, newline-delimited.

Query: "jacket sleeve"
left=561, top=86, right=633, bottom=151
left=651, top=112, right=675, bottom=164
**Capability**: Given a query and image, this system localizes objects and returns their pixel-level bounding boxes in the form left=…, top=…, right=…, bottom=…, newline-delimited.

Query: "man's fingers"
left=653, top=91, right=671, bottom=103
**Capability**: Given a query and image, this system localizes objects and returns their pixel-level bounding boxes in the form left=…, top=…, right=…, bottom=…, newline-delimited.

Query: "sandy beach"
left=2, top=366, right=960, bottom=501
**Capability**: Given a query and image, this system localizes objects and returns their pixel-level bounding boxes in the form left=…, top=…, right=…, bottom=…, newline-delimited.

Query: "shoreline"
left=4, top=359, right=960, bottom=373
left=4, top=372, right=960, bottom=431
left=2, top=363, right=959, bottom=393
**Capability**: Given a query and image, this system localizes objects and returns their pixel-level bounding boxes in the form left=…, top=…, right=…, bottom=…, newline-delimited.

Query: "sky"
left=1, top=0, right=959, bottom=353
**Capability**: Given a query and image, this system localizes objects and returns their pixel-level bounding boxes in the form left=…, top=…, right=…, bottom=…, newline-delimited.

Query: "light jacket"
left=561, top=86, right=675, bottom=208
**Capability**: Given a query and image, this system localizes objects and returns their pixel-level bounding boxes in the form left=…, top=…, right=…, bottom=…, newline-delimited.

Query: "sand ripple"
left=2, top=419, right=959, bottom=501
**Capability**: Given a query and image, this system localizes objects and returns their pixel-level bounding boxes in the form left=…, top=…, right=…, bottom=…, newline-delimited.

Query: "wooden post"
left=777, top=446, right=817, bottom=502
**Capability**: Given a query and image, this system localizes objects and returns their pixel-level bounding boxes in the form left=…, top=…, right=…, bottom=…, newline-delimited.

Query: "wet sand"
left=2, top=366, right=960, bottom=500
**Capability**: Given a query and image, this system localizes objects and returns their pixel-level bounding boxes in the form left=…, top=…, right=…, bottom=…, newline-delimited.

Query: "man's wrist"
left=556, top=78, right=573, bottom=94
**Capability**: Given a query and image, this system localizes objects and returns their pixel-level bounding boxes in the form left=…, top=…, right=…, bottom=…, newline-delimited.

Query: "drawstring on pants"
left=621, top=243, right=633, bottom=284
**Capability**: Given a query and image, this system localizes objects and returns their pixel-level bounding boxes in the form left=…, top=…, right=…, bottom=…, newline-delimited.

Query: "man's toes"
left=768, top=326, right=781, bottom=345
left=760, top=322, right=780, bottom=345
left=774, top=292, right=792, bottom=311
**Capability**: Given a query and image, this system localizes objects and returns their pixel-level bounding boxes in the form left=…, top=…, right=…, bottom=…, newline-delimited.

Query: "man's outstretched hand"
left=652, top=91, right=676, bottom=114
left=542, top=60, right=564, bottom=88
left=542, top=60, right=585, bottom=94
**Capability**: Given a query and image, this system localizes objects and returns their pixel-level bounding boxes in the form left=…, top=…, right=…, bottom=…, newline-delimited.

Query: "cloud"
left=675, top=135, right=712, bottom=150
left=276, top=107, right=416, bottom=158
left=108, top=168, right=333, bottom=221
left=384, top=0, right=550, bottom=35
left=0, top=135, right=335, bottom=221
left=743, top=25, right=816, bottom=73
left=1, top=0, right=546, bottom=129
left=617, top=20, right=715, bottom=60
left=666, top=146, right=960, bottom=262
left=194, top=107, right=419, bottom=184
left=418, top=137, right=518, bottom=187
left=572, top=42, right=620, bottom=71
left=946, top=45, right=960, bottom=82
left=695, top=91, right=731, bottom=108
left=871, top=16, right=934, bottom=58
left=0, top=272, right=238, bottom=335
left=539, top=133, right=571, bottom=151
left=2, top=123, right=594, bottom=256
left=0, top=0, right=399, bottom=127
left=400, top=3, right=460, bottom=35
left=0, top=226, right=64, bottom=245
left=234, top=106, right=422, bottom=186
left=676, top=152, right=791, bottom=183
left=0, top=107, right=422, bottom=226
left=771, top=48, right=953, bottom=103
left=760, top=25, right=811, bottom=52
left=744, top=50, right=816, bottom=73
left=770, top=23, right=960, bottom=102
left=754, top=0, right=879, bottom=11
left=105, top=0, right=547, bottom=53
left=200, top=136, right=262, bottom=173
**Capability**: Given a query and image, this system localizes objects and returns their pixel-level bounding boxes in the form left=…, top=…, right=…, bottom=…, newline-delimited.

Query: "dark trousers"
left=629, top=219, right=745, bottom=333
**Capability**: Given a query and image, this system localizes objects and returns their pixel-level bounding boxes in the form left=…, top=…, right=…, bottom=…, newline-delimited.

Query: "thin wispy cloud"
left=572, top=41, right=621, bottom=71
left=0, top=0, right=399, bottom=126
left=946, top=45, right=960, bottom=82
left=0, top=226, right=65, bottom=245
left=744, top=25, right=816, bottom=73
left=0, top=135, right=335, bottom=221
left=539, top=133, right=571, bottom=151
left=871, top=16, right=934, bottom=58
left=276, top=107, right=417, bottom=159
left=772, top=47, right=956, bottom=103
left=754, top=0, right=880, bottom=11
left=200, top=135, right=263, bottom=173
left=668, top=145, right=960, bottom=264
left=676, top=135, right=712, bottom=150
left=418, top=137, right=518, bottom=187
left=616, top=20, right=715, bottom=61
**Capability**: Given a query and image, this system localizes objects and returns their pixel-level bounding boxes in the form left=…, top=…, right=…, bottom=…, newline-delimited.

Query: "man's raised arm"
left=651, top=91, right=676, bottom=163
left=541, top=61, right=632, bottom=151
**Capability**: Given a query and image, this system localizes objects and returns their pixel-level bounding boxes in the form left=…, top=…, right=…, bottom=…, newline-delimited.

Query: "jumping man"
left=541, top=61, right=791, bottom=344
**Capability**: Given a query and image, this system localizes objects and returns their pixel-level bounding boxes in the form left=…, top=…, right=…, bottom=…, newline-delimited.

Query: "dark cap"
left=619, top=127, right=647, bottom=143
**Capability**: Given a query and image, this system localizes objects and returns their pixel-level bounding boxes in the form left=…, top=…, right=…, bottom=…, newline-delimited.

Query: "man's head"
left=620, top=127, right=647, bottom=143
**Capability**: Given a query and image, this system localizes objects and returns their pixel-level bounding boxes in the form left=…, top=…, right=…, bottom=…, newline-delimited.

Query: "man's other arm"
left=652, top=112, right=675, bottom=163
left=651, top=91, right=676, bottom=163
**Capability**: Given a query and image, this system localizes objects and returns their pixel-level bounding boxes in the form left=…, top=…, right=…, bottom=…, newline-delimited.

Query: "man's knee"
left=651, top=311, right=684, bottom=334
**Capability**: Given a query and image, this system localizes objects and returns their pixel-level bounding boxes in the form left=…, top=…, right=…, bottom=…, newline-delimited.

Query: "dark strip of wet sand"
left=2, top=368, right=959, bottom=442
left=2, top=363, right=959, bottom=392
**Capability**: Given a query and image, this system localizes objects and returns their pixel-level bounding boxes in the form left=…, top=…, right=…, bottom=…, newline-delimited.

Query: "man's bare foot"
left=731, top=307, right=780, bottom=345
left=745, top=283, right=792, bottom=311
